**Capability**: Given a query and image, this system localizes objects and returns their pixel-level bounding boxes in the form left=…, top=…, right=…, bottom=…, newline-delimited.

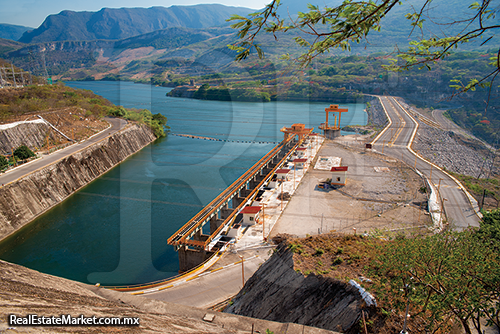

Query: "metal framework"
left=318, top=104, right=349, bottom=131
left=167, top=125, right=313, bottom=251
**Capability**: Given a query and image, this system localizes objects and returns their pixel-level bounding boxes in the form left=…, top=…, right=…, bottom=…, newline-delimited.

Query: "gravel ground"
left=366, top=96, right=389, bottom=127
left=412, top=120, right=497, bottom=178
left=394, top=99, right=498, bottom=178
left=271, top=139, right=430, bottom=238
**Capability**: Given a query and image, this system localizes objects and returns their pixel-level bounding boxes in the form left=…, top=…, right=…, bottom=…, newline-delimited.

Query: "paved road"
left=0, top=117, right=127, bottom=186
left=373, top=96, right=480, bottom=230
left=144, top=254, right=266, bottom=309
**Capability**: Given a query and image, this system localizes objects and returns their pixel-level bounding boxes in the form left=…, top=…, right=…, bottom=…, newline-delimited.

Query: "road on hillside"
left=373, top=96, right=480, bottom=230
left=0, top=117, right=127, bottom=186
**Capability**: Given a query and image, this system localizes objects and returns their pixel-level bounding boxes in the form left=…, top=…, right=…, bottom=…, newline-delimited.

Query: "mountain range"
left=18, top=5, right=254, bottom=44
left=0, top=0, right=496, bottom=82
left=0, top=24, right=33, bottom=41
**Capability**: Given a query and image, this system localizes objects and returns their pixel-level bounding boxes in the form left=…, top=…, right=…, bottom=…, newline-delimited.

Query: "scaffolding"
left=0, top=65, right=32, bottom=88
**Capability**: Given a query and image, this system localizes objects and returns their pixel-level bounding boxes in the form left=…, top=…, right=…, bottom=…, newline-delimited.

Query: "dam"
left=169, top=124, right=313, bottom=272
left=0, top=81, right=367, bottom=285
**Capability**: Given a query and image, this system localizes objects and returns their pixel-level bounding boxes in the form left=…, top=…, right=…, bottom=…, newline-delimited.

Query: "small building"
left=296, top=147, right=307, bottom=158
left=293, top=158, right=307, bottom=169
left=331, top=166, right=348, bottom=186
left=227, top=224, right=243, bottom=239
left=240, top=206, right=261, bottom=225
left=275, top=168, right=290, bottom=180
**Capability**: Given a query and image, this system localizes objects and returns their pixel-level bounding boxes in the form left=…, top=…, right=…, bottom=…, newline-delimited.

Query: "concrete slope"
left=0, top=120, right=156, bottom=240
left=0, top=117, right=126, bottom=186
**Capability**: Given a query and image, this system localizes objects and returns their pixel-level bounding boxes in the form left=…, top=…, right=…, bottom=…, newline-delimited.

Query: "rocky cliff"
left=0, top=123, right=156, bottom=240
left=224, top=243, right=365, bottom=333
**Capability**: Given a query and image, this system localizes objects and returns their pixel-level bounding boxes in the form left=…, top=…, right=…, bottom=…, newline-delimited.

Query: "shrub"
left=13, top=145, right=35, bottom=160
left=0, top=155, right=7, bottom=169
left=314, top=248, right=325, bottom=256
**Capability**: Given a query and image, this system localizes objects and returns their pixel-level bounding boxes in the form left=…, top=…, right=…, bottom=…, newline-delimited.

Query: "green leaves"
left=372, top=230, right=500, bottom=333
left=227, top=0, right=402, bottom=65
left=226, top=0, right=499, bottom=100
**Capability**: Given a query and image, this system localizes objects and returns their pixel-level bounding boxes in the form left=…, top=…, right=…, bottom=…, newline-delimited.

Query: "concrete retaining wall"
left=0, top=124, right=156, bottom=240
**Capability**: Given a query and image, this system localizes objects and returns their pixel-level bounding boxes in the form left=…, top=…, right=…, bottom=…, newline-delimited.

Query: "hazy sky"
left=0, top=0, right=267, bottom=28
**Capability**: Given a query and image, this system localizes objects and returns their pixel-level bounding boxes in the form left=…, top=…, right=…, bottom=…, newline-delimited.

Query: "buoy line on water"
left=170, top=133, right=279, bottom=144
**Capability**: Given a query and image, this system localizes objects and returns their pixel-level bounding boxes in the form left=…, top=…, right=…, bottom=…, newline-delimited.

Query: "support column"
left=210, top=216, right=225, bottom=234
left=178, top=245, right=214, bottom=273
left=232, top=196, right=246, bottom=209
left=192, top=229, right=209, bottom=242
left=324, top=129, right=341, bottom=139
left=220, top=202, right=233, bottom=219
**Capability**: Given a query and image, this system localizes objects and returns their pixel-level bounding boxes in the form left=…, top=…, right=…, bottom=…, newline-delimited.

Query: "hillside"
left=0, top=24, right=33, bottom=41
left=0, top=38, right=25, bottom=56
left=226, top=229, right=500, bottom=333
left=0, top=259, right=337, bottom=334
left=18, top=5, right=254, bottom=43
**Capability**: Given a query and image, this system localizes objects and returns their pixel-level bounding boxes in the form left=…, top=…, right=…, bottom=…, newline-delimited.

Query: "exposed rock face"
left=0, top=122, right=51, bottom=155
left=365, top=96, right=388, bottom=127
left=0, top=124, right=156, bottom=240
left=413, top=121, right=498, bottom=177
left=225, top=244, right=364, bottom=333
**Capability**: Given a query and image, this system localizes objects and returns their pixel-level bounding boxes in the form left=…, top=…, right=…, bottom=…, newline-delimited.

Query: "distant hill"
left=268, top=0, right=498, bottom=49
left=19, top=5, right=254, bottom=43
left=0, top=24, right=33, bottom=41
left=0, top=38, right=25, bottom=56
left=113, top=27, right=229, bottom=50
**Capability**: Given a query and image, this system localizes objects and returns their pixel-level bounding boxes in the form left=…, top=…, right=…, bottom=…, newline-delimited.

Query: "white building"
left=227, top=224, right=243, bottom=239
left=331, top=166, right=348, bottom=185
left=275, top=168, right=290, bottom=180
left=240, top=206, right=261, bottom=225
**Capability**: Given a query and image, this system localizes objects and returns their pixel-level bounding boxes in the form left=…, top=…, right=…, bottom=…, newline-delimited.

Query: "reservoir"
left=0, top=81, right=367, bottom=285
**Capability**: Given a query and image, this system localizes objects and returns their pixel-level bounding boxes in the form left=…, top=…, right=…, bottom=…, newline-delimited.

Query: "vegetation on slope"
left=449, top=171, right=500, bottom=211
left=286, top=209, right=500, bottom=333
left=0, top=82, right=168, bottom=138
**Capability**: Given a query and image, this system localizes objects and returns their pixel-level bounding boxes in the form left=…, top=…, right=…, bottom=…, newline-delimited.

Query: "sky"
left=0, top=0, right=267, bottom=28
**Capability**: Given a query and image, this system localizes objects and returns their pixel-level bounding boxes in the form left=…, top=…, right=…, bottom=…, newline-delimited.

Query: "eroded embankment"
left=0, top=123, right=156, bottom=240
left=224, top=243, right=365, bottom=333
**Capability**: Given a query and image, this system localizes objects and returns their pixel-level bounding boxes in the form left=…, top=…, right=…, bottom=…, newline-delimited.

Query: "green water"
left=0, top=81, right=367, bottom=285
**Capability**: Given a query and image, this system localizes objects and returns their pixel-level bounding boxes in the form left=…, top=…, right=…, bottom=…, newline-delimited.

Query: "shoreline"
left=0, top=123, right=157, bottom=242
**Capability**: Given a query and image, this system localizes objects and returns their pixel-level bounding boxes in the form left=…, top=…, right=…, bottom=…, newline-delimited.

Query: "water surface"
left=0, top=81, right=366, bottom=285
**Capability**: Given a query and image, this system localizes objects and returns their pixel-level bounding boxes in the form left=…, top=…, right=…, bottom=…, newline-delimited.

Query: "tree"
left=152, top=113, right=168, bottom=127
left=477, top=209, right=500, bottom=248
left=13, top=145, right=35, bottom=160
left=0, top=155, right=7, bottom=169
left=227, top=0, right=499, bottom=96
left=372, top=230, right=500, bottom=333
